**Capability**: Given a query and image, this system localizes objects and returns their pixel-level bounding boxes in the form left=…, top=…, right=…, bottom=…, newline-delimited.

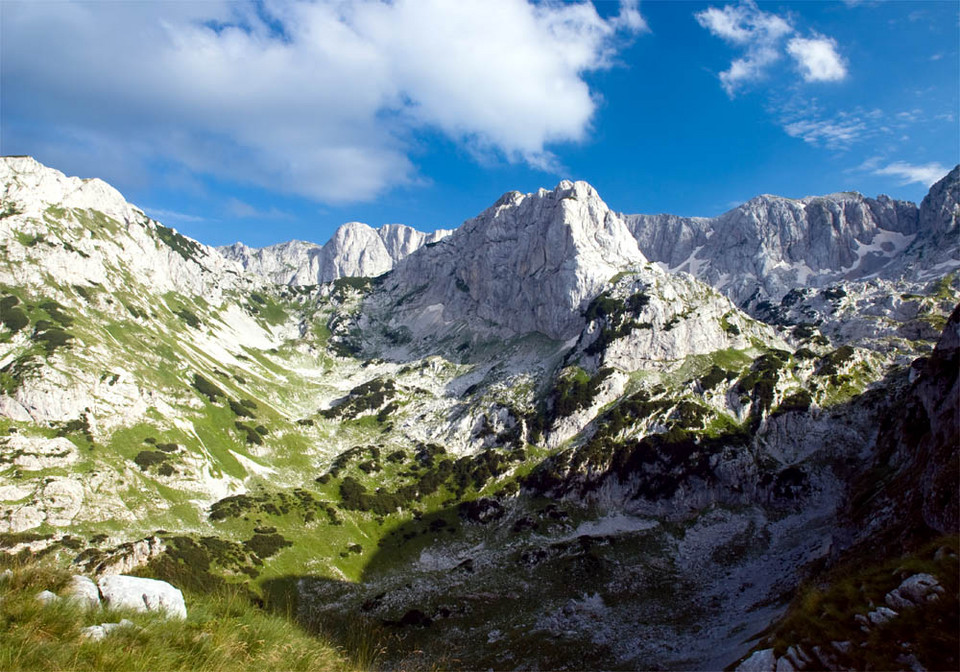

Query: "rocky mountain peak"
left=919, top=165, right=959, bottom=237
left=320, top=221, right=394, bottom=280
left=623, top=174, right=960, bottom=309
left=0, top=156, right=138, bottom=224
left=218, top=221, right=451, bottom=286
left=375, top=180, right=646, bottom=341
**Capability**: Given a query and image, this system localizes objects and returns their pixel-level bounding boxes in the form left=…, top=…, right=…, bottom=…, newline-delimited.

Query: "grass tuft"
left=0, top=563, right=356, bottom=672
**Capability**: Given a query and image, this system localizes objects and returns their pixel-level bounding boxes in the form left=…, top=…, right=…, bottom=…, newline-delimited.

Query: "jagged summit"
left=627, top=167, right=959, bottom=308
left=374, top=179, right=647, bottom=341
left=0, top=156, right=244, bottom=302
left=0, top=156, right=139, bottom=224
left=220, top=220, right=451, bottom=285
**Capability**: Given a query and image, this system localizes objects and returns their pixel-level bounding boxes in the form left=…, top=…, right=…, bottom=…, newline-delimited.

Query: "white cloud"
left=144, top=208, right=211, bottom=224
left=1, top=0, right=644, bottom=203
left=695, top=2, right=848, bottom=95
left=695, top=1, right=793, bottom=96
left=786, top=35, right=847, bottom=82
left=782, top=118, right=867, bottom=149
left=873, top=161, right=951, bottom=186
left=778, top=100, right=944, bottom=152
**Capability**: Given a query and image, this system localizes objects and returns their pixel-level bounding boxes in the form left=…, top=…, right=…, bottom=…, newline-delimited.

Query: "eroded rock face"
left=0, top=156, right=250, bottom=303
left=625, top=168, right=959, bottom=309
left=97, top=574, right=187, bottom=619
left=2, top=435, right=78, bottom=470
left=83, top=536, right=168, bottom=576
left=376, top=180, right=647, bottom=341
left=219, top=222, right=452, bottom=285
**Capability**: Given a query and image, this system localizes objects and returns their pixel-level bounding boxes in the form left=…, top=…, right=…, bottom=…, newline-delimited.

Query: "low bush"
left=1, top=306, right=29, bottom=333
left=192, top=374, right=225, bottom=402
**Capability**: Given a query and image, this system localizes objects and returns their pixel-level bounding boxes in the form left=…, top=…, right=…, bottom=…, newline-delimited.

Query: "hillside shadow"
left=258, top=328, right=960, bottom=669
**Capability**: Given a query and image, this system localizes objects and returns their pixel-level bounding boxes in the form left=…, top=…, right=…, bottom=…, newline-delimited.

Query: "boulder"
left=735, top=648, right=776, bottom=672
left=35, top=589, right=59, bottom=605
left=64, top=574, right=100, bottom=610
left=97, top=575, right=186, bottom=619
left=885, top=573, right=944, bottom=610
left=80, top=619, right=136, bottom=642
left=868, top=606, right=898, bottom=625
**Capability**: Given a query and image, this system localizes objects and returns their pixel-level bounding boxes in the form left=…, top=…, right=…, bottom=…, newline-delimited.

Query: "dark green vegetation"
left=156, top=224, right=203, bottom=264
left=326, top=441, right=524, bottom=516
left=208, top=490, right=337, bottom=525
left=582, top=289, right=651, bottom=355
left=174, top=308, right=201, bottom=329
left=320, top=378, right=397, bottom=420
left=192, top=374, right=225, bottom=402
left=1, top=295, right=28, bottom=333
left=1, top=293, right=76, bottom=353
left=550, top=366, right=612, bottom=418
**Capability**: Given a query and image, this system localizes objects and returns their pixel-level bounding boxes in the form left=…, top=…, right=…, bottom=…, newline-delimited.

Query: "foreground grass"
left=0, top=563, right=358, bottom=672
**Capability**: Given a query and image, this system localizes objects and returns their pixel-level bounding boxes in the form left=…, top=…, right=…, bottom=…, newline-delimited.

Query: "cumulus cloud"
left=1, top=0, right=644, bottom=203
left=695, top=1, right=846, bottom=95
left=695, top=1, right=793, bottom=95
left=873, top=161, right=951, bottom=186
left=786, top=35, right=847, bottom=82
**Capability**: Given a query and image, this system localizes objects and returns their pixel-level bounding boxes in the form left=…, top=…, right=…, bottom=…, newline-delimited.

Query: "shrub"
left=192, top=374, right=225, bottom=402
left=156, top=224, right=202, bottom=262
left=243, top=533, right=292, bottom=559
left=174, top=308, right=201, bottom=329
left=34, top=327, right=73, bottom=355
left=700, top=365, right=735, bottom=390
left=1, top=306, right=29, bottom=333
left=229, top=399, right=256, bottom=418
left=134, top=450, right=169, bottom=471
left=39, top=301, right=73, bottom=327
left=235, top=422, right=263, bottom=445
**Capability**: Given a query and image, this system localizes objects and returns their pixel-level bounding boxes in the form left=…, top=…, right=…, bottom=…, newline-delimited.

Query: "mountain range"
left=0, top=155, right=957, bottom=670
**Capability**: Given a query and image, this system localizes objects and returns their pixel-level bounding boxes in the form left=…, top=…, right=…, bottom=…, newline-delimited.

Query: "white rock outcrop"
left=4, top=435, right=78, bottom=470
left=35, top=589, right=60, bottom=605
left=735, top=648, right=776, bottom=672
left=885, top=573, right=944, bottom=610
left=97, top=574, right=187, bottom=619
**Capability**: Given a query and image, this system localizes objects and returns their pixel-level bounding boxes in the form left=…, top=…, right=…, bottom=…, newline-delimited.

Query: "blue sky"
left=2, top=0, right=957, bottom=247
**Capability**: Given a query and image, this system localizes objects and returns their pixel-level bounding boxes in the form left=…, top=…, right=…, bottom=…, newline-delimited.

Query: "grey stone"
left=64, top=575, right=100, bottom=610
left=886, top=573, right=944, bottom=609
left=35, top=589, right=60, bottom=605
left=97, top=575, right=186, bottom=620
left=80, top=625, right=106, bottom=642
left=867, top=606, right=898, bottom=625
left=735, top=649, right=776, bottom=672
